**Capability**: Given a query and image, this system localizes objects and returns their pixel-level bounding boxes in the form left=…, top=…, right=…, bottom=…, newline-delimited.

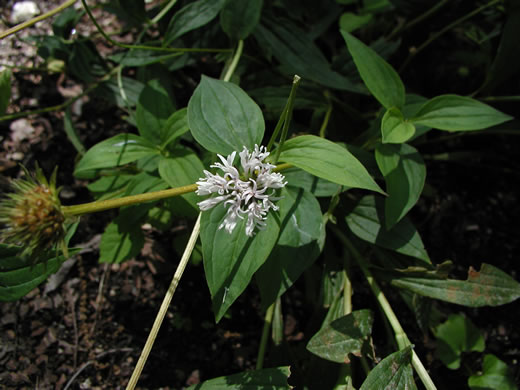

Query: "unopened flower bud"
left=0, top=165, right=67, bottom=261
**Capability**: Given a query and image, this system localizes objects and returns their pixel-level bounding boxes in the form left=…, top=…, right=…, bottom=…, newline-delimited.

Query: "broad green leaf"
left=254, top=21, right=363, bottom=93
left=188, top=76, right=264, bottom=155
left=220, top=0, right=263, bottom=40
left=158, top=149, right=204, bottom=208
left=381, top=107, right=416, bottom=143
left=339, top=12, right=372, bottom=33
left=435, top=314, right=485, bottom=370
left=256, top=187, right=324, bottom=309
left=345, top=195, right=430, bottom=262
left=136, top=79, right=176, bottom=142
left=164, top=0, right=225, bottom=45
left=74, top=134, right=159, bottom=178
left=0, top=244, right=79, bottom=301
left=96, top=76, right=145, bottom=108
left=200, top=203, right=280, bottom=322
left=160, top=108, right=189, bottom=148
left=469, top=354, right=518, bottom=390
left=375, top=143, right=426, bottom=228
left=360, top=346, right=417, bottom=390
left=307, top=310, right=373, bottom=363
left=341, top=30, right=405, bottom=109
left=74, top=133, right=159, bottom=178
left=87, top=174, right=134, bottom=200
left=388, top=263, right=520, bottom=307
left=278, top=135, right=383, bottom=194
left=283, top=167, right=341, bottom=197
left=64, top=107, right=86, bottom=155
left=0, top=69, right=11, bottom=116
left=52, top=7, right=82, bottom=38
left=410, top=95, right=513, bottom=131
left=99, top=220, right=144, bottom=264
left=186, top=366, right=291, bottom=389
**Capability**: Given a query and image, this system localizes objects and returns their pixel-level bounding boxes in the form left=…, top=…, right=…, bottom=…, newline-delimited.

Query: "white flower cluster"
left=196, top=145, right=286, bottom=236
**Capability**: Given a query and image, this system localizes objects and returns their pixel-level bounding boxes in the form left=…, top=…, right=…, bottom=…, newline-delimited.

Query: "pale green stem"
left=222, top=40, right=244, bottom=83
left=399, top=0, right=501, bottom=72
left=151, top=0, right=178, bottom=24
left=126, top=213, right=201, bottom=390
left=319, top=103, right=332, bottom=139
left=256, top=302, right=275, bottom=370
left=334, top=228, right=437, bottom=390
left=0, top=0, right=78, bottom=40
left=342, top=269, right=352, bottom=316
left=62, top=184, right=197, bottom=217
left=273, top=75, right=301, bottom=164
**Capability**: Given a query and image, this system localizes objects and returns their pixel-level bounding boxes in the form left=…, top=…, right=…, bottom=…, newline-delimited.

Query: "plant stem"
left=273, top=75, right=301, bottom=164
left=150, top=0, right=178, bottom=25
left=333, top=228, right=437, bottom=390
left=80, top=0, right=230, bottom=54
left=387, top=0, right=449, bottom=41
left=256, top=301, right=275, bottom=370
left=126, top=213, right=201, bottom=390
left=0, top=0, right=78, bottom=40
left=222, top=40, right=244, bottom=82
left=399, top=0, right=501, bottom=72
left=62, top=184, right=197, bottom=217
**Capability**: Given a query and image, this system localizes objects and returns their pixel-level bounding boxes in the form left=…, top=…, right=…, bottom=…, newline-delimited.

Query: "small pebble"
left=11, top=1, right=40, bottom=24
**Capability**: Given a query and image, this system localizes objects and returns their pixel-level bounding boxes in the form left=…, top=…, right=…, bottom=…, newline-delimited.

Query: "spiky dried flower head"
left=0, top=165, right=67, bottom=260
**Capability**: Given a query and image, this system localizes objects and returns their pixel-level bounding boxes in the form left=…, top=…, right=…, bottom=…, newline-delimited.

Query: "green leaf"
left=220, top=0, right=263, bottom=40
left=339, top=12, right=373, bottom=33
left=64, top=107, right=86, bottom=155
left=0, top=245, right=78, bottom=301
left=254, top=20, right=363, bottom=93
left=307, top=310, right=374, bottom=363
left=160, top=108, right=189, bottom=148
left=164, top=0, right=225, bottom=45
left=410, top=95, right=513, bottom=131
left=186, top=366, right=291, bottom=389
left=387, top=263, right=520, bottom=307
left=435, top=314, right=485, bottom=370
left=278, top=135, right=383, bottom=194
left=99, top=220, right=144, bottom=264
left=283, top=167, right=341, bottom=197
left=188, top=75, right=265, bottom=155
left=360, top=346, right=417, bottom=390
left=341, top=30, right=405, bottom=109
left=74, top=134, right=159, bottom=178
left=469, top=354, right=518, bottom=390
left=345, top=195, right=430, bottom=263
left=200, top=203, right=280, bottom=322
left=136, top=79, right=176, bottom=142
left=381, top=107, right=416, bottom=144
left=0, top=69, right=11, bottom=116
left=158, top=149, right=204, bottom=208
left=256, top=187, right=324, bottom=309
left=375, top=143, right=426, bottom=228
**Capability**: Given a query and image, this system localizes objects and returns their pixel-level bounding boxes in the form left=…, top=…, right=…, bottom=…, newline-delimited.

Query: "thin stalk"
left=319, top=101, right=332, bottom=139
left=0, top=66, right=119, bottom=122
left=150, top=0, right=178, bottom=25
left=126, top=213, right=201, bottom=390
left=256, top=302, right=275, bottom=370
left=333, top=228, right=437, bottom=390
left=266, top=105, right=288, bottom=153
left=387, top=0, right=449, bottom=41
left=80, top=0, right=230, bottom=54
left=399, top=0, right=501, bottom=72
left=342, top=269, right=352, bottom=316
left=273, top=75, right=301, bottom=164
left=222, top=40, right=244, bottom=83
left=62, top=184, right=197, bottom=217
left=0, top=0, right=78, bottom=40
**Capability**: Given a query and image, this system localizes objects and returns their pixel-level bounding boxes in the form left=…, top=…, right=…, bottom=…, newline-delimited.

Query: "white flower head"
left=196, top=145, right=287, bottom=236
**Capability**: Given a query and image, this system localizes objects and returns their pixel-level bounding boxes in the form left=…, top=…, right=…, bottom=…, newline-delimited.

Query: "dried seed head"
left=0, top=165, right=67, bottom=261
